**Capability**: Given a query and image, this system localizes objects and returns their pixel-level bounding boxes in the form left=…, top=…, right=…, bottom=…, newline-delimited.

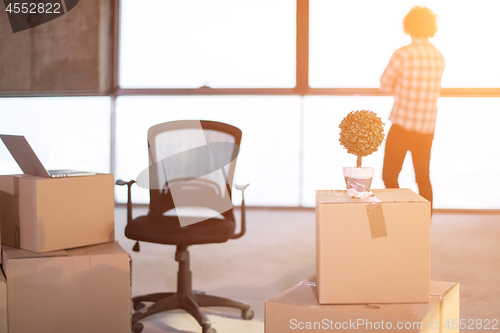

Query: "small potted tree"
left=339, top=110, right=385, bottom=198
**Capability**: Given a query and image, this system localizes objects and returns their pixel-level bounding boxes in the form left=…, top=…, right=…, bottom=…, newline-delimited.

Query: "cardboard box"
left=316, top=189, right=430, bottom=304
left=2, top=242, right=131, bottom=333
left=0, top=269, right=6, bottom=333
left=0, top=173, right=115, bottom=253
left=265, top=275, right=459, bottom=333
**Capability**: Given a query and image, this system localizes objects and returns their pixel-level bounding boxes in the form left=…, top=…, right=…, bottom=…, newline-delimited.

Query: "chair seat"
left=125, top=215, right=236, bottom=246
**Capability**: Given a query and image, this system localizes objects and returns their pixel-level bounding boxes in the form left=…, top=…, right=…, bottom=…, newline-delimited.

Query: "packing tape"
left=365, top=196, right=387, bottom=239
left=345, top=177, right=373, bottom=199
left=366, top=303, right=383, bottom=309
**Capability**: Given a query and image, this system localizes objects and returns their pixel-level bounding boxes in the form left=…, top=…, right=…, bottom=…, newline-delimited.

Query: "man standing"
left=380, top=6, right=445, bottom=209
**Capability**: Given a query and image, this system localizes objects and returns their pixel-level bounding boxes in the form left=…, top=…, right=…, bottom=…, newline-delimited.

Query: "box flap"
left=430, top=281, right=458, bottom=297
left=316, top=189, right=428, bottom=205
left=17, top=175, right=46, bottom=181
left=2, top=242, right=127, bottom=264
left=268, top=276, right=446, bottom=322
left=2, top=245, right=68, bottom=265
left=65, top=241, right=128, bottom=257
left=267, top=275, right=319, bottom=307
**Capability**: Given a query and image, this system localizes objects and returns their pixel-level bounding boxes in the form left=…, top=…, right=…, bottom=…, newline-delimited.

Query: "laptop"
left=0, top=134, right=96, bottom=178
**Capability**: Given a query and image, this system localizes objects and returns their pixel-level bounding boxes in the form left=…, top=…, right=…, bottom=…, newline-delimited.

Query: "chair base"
left=131, top=291, right=253, bottom=333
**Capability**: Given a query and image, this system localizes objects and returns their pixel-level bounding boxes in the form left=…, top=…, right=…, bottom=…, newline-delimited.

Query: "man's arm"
left=380, top=51, right=403, bottom=93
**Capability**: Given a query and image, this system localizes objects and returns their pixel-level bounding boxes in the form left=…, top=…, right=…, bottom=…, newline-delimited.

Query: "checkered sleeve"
left=380, top=50, right=403, bottom=93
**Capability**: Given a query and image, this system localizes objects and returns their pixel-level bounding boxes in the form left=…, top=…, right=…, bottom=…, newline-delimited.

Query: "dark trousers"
left=382, top=124, right=434, bottom=208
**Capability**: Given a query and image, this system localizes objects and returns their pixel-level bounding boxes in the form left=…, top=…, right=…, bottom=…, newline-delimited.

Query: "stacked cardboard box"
left=265, top=189, right=460, bottom=332
left=0, top=174, right=115, bottom=253
left=266, top=276, right=459, bottom=333
left=0, top=174, right=131, bottom=333
left=316, top=189, right=431, bottom=304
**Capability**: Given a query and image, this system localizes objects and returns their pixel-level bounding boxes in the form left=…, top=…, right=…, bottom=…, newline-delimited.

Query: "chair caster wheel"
left=132, top=322, right=144, bottom=333
left=133, top=302, right=146, bottom=311
left=242, top=309, right=254, bottom=320
left=205, top=328, right=216, bottom=333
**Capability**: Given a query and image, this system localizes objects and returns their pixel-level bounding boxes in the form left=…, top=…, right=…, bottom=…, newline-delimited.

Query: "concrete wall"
left=0, top=0, right=110, bottom=94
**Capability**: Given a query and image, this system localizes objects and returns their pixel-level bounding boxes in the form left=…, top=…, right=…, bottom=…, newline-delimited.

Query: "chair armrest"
left=231, top=183, right=249, bottom=239
left=116, top=179, right=136, bottom=223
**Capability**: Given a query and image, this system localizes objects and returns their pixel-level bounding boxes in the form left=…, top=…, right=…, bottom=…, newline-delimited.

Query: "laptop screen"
left=0, top=134, right=51, bottom=177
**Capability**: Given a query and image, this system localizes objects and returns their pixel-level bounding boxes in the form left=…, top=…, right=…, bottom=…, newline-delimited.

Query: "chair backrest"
left=147, top=120, right=242, bottom=221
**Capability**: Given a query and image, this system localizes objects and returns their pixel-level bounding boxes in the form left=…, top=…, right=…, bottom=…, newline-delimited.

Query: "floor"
left=114, top=207, right=500, bottom=333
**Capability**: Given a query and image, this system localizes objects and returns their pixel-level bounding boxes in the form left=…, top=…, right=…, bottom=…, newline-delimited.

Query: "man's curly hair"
left=403, top=6, right=438, bottom=38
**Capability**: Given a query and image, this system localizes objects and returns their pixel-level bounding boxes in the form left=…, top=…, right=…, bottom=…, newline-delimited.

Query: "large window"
left=432, top=97, right=500, bottom=209
left=310, top=0, right=500, bottom=88
left=302, top=96, right=500, bottom=209
left=115, top=96, right=301, bottom=206
left=0, top=97, right=111, bottom=174
left=119, top=0, right=296, bottom=88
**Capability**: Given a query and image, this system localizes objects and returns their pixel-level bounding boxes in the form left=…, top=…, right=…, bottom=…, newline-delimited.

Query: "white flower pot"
left=343, top=167, right=375, bottom=199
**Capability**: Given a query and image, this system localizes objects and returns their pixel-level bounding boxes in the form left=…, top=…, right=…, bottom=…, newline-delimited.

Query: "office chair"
left=116, top=120, right=252, bottom=333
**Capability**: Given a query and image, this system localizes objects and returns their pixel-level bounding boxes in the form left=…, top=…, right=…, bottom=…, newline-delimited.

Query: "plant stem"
left=357, top=156, right=362, bottom=168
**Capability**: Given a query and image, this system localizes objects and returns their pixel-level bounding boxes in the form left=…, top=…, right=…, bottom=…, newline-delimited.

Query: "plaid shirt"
left=380, top=38, right=445, bottom=134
